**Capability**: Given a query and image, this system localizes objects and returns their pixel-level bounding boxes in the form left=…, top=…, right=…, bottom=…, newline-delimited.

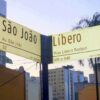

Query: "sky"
left=6, top=0, right=100, bottom=35
left=4, top=0, right=100, bottom=77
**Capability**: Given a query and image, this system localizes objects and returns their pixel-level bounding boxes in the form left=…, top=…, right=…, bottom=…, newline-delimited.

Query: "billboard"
left=0, top=16, right=41, bottom=62
left=52, top=26, right=100, bottom=63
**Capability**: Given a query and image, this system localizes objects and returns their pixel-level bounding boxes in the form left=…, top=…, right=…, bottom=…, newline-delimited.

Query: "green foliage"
left=74, top=12, right=100, bottom=29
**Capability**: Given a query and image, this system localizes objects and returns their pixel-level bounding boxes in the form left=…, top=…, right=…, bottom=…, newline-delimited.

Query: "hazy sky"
left=5, top=0, right=99, bottom=76
left=6, top=0, right=100, bottom=35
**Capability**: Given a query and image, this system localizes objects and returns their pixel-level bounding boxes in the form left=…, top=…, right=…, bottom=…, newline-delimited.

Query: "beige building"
left=48, top=66, right=78, bottom=100
left=79, top=84, right=100, bottom=100
left=49, top=68, right=65, bottom=100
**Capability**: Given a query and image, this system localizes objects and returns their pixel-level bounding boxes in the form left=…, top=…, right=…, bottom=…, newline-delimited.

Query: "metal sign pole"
left=40, top=62, right=49, bottom=100
left=41, top=35, right=52, bottom=100
left=42, top=62, right=49, bottom=100
left=40, top=63, right=43, bottom=100
left=95, top=58, right=99, bottom=100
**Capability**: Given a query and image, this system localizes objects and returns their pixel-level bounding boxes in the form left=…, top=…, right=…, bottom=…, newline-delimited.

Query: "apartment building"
left=25, top=72, right=53, bottom=100
left=48, top=66, right=84, bottom=100
left=48, top=66, right=74, bottom=100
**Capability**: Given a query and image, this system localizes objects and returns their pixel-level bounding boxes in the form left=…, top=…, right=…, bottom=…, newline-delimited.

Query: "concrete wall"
left=0, top=67, right=25, bottom=100
left=79, top=84, right=100, bottom=100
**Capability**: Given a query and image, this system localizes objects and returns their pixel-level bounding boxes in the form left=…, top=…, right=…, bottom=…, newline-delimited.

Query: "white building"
left=25, top=72, right=53, bottom=100
left=48, top=66, right=84, bottom=100
left=73, top=71, right=84, bottom=83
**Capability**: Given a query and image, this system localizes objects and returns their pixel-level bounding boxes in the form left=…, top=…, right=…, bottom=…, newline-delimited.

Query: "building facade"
left=0, top=0, right=6, bottom=17
left=0, top=0, right=12, bottom=66
left=48, top=66, right=84, bottom=100
left=25, top=72, right=53, bottom=100
left=49, top=67, right=73, bottom=100
left=0, top=0, right=7, bottom=66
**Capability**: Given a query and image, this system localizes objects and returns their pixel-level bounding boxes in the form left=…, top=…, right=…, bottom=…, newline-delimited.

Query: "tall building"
left=0, top=0, right=6, bottom=66
left=73, top=71, right=84, bottom=83
left=48, top=66, right=84, bottom=100
left=0, top=0, right=6, bottom=17
left=48, top=66, right=74, bottom=100
left=0, top=0, right=12, bottom=66
left=73, top=71, right=85, bottom=100
left=25, top=72, right=53, bottom=100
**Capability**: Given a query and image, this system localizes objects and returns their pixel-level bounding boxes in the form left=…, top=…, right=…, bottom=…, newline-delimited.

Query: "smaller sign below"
left=52, top=26, right=100, bottom=63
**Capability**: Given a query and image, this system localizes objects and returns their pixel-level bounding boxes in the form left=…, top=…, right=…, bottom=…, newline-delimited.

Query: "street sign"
left=0, top=16, right=41, bottom=62
left=52, top=26, right=100, bottom=63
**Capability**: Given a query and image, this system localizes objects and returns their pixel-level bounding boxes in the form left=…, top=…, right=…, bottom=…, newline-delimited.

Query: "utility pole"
left=94, top=58, right=99, bottom=100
